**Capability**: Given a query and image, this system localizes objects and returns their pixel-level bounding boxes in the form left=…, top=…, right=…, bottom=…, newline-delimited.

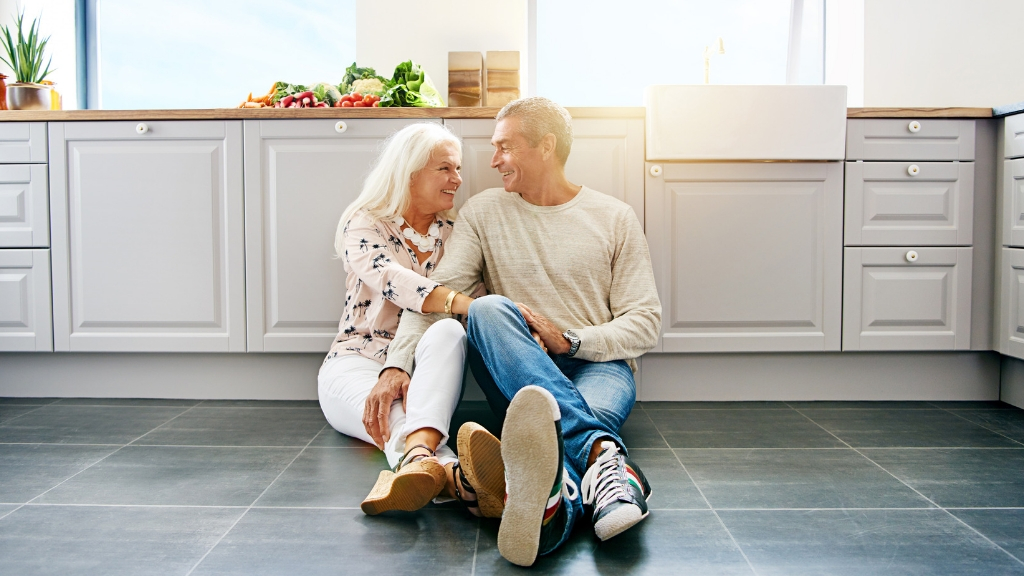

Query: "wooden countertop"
left=0, top=106, right=993, bottom=121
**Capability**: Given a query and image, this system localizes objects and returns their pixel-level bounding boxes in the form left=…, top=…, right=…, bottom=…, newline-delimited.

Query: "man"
left=382, top=97, right=662, bottom=566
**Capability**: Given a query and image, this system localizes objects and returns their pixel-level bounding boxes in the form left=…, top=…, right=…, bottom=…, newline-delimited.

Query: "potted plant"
left=0, top=11, right=54, bottom=110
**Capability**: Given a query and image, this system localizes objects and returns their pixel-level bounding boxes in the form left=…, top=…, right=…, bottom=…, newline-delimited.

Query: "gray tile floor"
left=1, top=398, right=1024, bottom=575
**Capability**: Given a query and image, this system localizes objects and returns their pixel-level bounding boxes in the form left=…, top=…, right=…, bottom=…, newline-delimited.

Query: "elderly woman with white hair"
left=319, top=122, right=502, bottom=517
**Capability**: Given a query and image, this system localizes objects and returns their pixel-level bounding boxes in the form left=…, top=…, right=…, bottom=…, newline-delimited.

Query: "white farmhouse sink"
left=645, top=85, right=848, bottom=161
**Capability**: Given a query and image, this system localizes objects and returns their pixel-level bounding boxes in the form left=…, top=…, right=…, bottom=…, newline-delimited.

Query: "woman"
left=319, top=122, right=501, bottom=517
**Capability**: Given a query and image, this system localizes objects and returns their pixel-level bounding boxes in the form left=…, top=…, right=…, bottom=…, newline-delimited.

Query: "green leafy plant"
left=0, top=11, right=54, bottom=84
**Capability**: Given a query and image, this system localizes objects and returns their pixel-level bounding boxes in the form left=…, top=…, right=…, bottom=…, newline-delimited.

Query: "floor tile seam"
left=248, top=423, right=329, bottom=508
left=125, top=444, right=327, bottom=450
left=185, top=507, right=252, bottom=576
left=711, top=507, right=941, bottom=512
left=931, top=406, right=1024, bottom=448
left=792, top=407, right=1024, bottom=568
left=125, top=404, right=202, bottom=446
left=946, top=507, right=1024, bottom=510
left=0, top=442, right=123, bottom=447
left=470, top=520, right=480, bottom=576
left=651, top=413, right=759, bottom=575
left=0, top=403, right=59, bottom=428
left=50, top=400, right=203, bottom=407
left=10, top=502, right=250, bottom=509
left=21, top=406, right=201, bottom=504
left=193, top=403, right=322, bottom=410
left=0, top=504, right=24, bottom=522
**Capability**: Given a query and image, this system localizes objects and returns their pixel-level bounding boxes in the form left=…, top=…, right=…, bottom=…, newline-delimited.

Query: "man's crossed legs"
left=463, top=295, right=652, bottom=566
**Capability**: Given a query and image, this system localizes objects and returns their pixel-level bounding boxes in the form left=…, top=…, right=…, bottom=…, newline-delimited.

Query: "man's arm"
left=571, top=208, right=662, bottom=362
left=383, top=213, right=486, bottom=374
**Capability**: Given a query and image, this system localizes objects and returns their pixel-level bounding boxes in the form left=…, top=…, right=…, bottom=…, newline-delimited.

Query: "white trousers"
left=318, top=318, right=467, bottom=468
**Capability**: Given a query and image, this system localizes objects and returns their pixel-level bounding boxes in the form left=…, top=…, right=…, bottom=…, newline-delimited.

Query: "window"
left=93, top=0, right=356, bottom=109
left=534, top=0, right=825, bottom=106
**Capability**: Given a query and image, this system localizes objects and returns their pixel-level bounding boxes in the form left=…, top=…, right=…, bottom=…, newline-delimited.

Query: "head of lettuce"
left=379, top=60, right=445, bottom=108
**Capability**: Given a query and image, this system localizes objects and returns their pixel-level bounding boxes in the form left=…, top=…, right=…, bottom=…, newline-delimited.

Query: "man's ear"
left=540, top=133, right=557, bottom=161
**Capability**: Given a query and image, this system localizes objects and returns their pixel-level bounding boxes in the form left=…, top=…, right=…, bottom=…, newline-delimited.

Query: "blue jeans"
left=466, top=295, right=636, bottom=553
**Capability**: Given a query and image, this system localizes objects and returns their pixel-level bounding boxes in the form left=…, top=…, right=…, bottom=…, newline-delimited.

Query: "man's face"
left=490, top=117, right=548, bottom=193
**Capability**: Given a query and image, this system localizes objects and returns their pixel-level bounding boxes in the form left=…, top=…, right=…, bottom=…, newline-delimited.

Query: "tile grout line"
left=786, top=402, right=1024, bottom=567
left=23, top=405, right=201, bottom=506
left=470, top=519, right=480, bottom=576
left=185, top=423, right=329, bottom=576
left=926, top=403, right=1024, bottom=448
left=641, top=409, right=759, bottom=576
left=0, top=403, right=61, bottom=428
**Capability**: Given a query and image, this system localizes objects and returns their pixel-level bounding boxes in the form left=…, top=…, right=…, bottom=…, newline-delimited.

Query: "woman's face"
left=409, top=142, right=462, bottom=217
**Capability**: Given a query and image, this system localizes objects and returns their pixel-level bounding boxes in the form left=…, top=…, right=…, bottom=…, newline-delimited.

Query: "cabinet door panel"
left=244, top=119, right=440, bottom=352
left=0, top=249, right=52, bottom=351
left=1004, top=158, right=1024, bottom=247
left=843, top=247, right=971, bottom=350
left=0, top=122, right=47, bottom=163
left=1006, top=114, right=1024, bottom=160
left=48, top=121, right=245, bottom=352
left=999, top=248, right=1024, bottom=359
left=443, top=118, right=645, bottom=226
left=0, top=164, right=48, bottom=247
left=846, top=119, right=975, bottom=161
left=646, top=162, right=843, bottom=352
left=845, top=161, right=973, bottom=246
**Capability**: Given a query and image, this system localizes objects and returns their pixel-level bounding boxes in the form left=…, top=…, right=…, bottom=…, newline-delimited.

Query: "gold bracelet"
left=444, top=289, right=459, bottom=315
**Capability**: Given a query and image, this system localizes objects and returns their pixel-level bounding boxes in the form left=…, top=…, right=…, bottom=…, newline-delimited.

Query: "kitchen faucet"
left=703, top=37, right=725, bottom=84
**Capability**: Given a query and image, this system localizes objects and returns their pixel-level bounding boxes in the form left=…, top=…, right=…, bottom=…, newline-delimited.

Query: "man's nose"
left=490, top=149, right=500, bottom=168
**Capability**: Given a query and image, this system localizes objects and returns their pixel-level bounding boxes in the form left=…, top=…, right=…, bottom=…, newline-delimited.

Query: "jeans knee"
left=468, top=294, right=516, bottom=323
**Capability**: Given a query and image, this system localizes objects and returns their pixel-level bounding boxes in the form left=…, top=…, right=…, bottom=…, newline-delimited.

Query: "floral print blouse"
left=325, top=210, right=454, bottom=365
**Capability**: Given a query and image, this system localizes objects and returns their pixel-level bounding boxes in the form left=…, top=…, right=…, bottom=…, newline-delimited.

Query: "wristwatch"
left=562, top=329, right=581, bottom=357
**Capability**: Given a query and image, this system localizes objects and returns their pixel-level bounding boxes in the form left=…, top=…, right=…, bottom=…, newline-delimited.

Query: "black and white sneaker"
left=581, top=440, right=652, bottom=541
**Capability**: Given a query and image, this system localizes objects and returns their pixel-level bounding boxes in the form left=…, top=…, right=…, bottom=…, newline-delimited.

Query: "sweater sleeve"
left=572, top=208, right=662, bottom=362
left=344, top=215, right=440, bottom=313
left=383, top=212, right=487, bottom=374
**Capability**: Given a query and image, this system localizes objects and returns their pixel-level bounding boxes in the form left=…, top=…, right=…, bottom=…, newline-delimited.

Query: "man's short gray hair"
left=495, top=97, right=573, bottom=165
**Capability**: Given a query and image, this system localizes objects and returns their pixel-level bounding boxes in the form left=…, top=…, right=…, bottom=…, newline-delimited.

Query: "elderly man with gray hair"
left=382, top=96, right=661, bottom=566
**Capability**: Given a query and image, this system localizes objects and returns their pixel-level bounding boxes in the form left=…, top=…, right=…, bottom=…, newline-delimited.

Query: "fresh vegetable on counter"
left=339, top=63, right=391, bottom=96
left=335, top=92, right=380, bottom=107
left=378, top=60, right=444, bottom=108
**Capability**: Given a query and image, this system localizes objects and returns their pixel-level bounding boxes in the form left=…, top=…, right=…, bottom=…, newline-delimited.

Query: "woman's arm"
left=343, top=215, right=441, bottom=313
left=420, top=286, right=473, bottom=316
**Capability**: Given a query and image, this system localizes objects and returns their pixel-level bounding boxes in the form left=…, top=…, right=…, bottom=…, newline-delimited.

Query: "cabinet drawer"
left=1006, top=114, right=1024, bottom=160
left=845, top=161, right=973, bottom=246
left=0, top=164, right=49, bottom=247
left=1003, top=158, right=1024, bottom=247
left=998, top=248, right=1024, bottom=359
left=846, top=119, right=975, bottom=161
left=0, top=249, right=52, bottom=351
left=0, top=122, right=47, bottom=163
left=842, top=247, right=971, bottom=351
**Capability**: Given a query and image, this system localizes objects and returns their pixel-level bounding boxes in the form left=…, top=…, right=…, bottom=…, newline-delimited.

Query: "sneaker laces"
left=581, top=443, right=627, bottom=510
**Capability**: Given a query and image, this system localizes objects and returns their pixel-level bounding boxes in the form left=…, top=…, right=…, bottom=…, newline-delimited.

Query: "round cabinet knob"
left=649, top=165, right=663, bottom=177
left=334, top=121, right=348, bottom=134
left=908, top=121, right=921, bottom=133
left=906, top=250, right=919, bottom=263
left=907, top=164, right=920, bottom=176
left=135, top=123, right=149, bottom=134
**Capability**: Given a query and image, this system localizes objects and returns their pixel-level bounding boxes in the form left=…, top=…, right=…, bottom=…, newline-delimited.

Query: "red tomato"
left=340, top=94, right=353, bottom=103
left=353, top=101, right=367, bottom=107
left=351, top=92, right=362, bottom=100
left=372, top=101, right=380, bottom=107
left=340, top=100, right=353, bottom=107
left=362, top=94, right=374, bottom=105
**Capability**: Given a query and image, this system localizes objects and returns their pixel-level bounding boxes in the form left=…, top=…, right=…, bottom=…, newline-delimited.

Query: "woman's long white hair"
left=335, top=122, right=462, bottom=258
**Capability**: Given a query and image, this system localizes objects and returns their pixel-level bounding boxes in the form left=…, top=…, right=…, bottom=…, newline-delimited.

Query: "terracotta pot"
left=6, top=83, right=52, bottom=110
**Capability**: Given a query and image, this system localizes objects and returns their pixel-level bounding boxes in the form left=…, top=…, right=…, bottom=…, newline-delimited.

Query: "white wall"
left=0, top=0, right=77, bottom=109
left=356, top=0, right=527, bottom=103
left=825, top=0, right=864, bottom=107
left=864, top=0, right=1024, bottom=107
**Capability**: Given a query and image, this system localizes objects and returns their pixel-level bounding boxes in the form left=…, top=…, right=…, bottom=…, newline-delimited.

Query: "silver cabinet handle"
left=649, top=165, right=663, bottom=177
left=334, top=121, right=348, bottom=134
left=908, top=121, right=921, bottom=133
left=906, top=250, right=919, bottom=262
left=907, top=164, right=920, bottom=176
left=136, top=123, right=149, bottom=134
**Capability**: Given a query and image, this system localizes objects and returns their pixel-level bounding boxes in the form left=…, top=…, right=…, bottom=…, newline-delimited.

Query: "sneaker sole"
left=593, top=504, right=649, bottom=541
left=498, top=387, right=560, bottom=567
left=359, top=462, right=445, bottom=515
left=457, top=422, right=505, bottom=519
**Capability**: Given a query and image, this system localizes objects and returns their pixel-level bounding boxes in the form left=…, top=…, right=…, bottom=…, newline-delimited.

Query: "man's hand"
left=363, top=367, right=410, bottom=449
left=516, top=303, right=571, bottom=355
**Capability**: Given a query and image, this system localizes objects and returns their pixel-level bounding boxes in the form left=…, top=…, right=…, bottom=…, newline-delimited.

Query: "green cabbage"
left=312, top=82, right=342, bottom=106
left=378, top=60, right=445, bottom=108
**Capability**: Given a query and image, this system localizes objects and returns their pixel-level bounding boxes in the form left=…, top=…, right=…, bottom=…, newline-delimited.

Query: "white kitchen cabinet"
left=846, top=119, right=975, bottom=161
left=0, top=164, right=48, bottom=248
left=1005, top=113, right=1024, bottom=160
left=1003, top=158, right=1024, bottom=248
left=843, top=247, right=972, bottom=351
left=443, top=117, right=645, bottom=226
left=845, top=161, right=974, bottom=246
left=998, top=248, right=1024, bottom=360
left=243, top=119, right=439, bottom=352
left=645, top=161, right=843, bottom=352
left=47, top=121, right=245, bottom=352
left=0, top=122, right=47, bottom=164
left=0, top=249, right=52, bottom=351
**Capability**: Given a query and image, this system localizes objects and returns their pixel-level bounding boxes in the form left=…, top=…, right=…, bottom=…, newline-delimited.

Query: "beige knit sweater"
left=384, top=186, right=662, bottom=375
